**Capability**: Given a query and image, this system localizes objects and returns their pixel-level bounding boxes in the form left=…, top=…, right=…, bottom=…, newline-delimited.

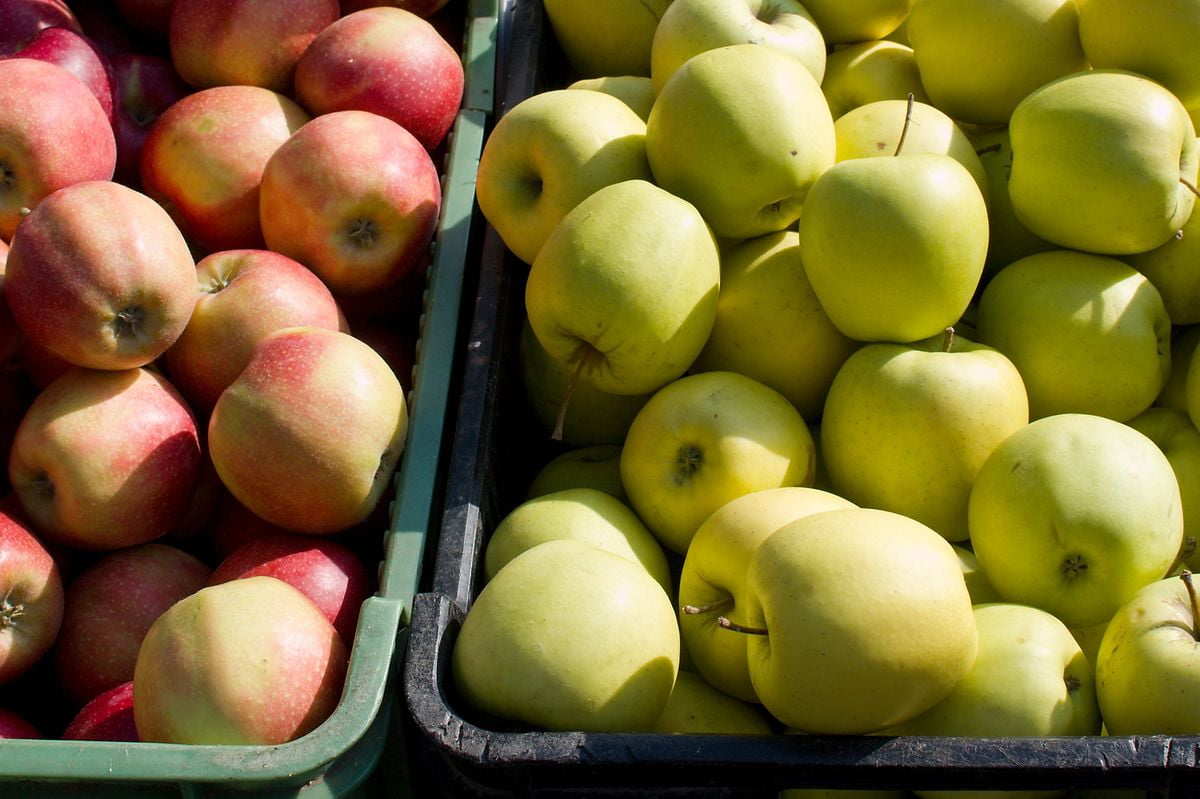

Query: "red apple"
left=133, top=575, right=348, bottom=744
left=5, top=180, right=196, bottom=370
left=2, top=26, right=116, bottom=124
left=208, top=494, right=298, bottom=559
left=0, top=707, right=40, bottom=738
left=110, top=53, right=190, bottom=187
left=55, top=543, right=210, bottom=703
left=159, top=451, right=224, bottom=550
left=0, top=58, right=116, bottom=240
left=62, top=681, right=138, bottom=741
left=140, top=85, right=310, bottom=252
left=168, top=0, right=339, bottom=93
left=208, top=327, right=408, bottom=534
left=210, top=532, right=373, bottom=645
left=0, top=0, right=78, bottom=53
left=8, top=367, right=203, bottom=550
left=0, top=245, right=22, bottom=365
left=164, top=249, right=348, bottom=414
left=294, top=7, right=464, bottom=152
left=16, top=336, right=70, bottom=389
left=0, top=508, right=63, bottom=685
left=259, top=110, right=441, bottom=297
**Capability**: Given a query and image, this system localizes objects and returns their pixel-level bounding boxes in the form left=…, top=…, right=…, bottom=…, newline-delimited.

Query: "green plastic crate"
left=0, top=1, right=496, bottom=795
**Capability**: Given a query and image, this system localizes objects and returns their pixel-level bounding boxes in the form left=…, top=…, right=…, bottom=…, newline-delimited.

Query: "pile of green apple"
left=451, top=0, right=1200, bottom=761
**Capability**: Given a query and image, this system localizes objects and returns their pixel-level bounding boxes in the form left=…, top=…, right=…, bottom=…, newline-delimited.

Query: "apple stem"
left=1167, top=535, right=1196, bottom=578
left=894, top=92, right=916, bottom=157
left=942, top=326, right=955, bottom=353
left=716, top=615, right=769, bottom=636
left=1181, top=177, right=1200, bottom=199
left=552, top=346, right=594, bottom=442
left=1181, top=570, right=1200, bottom=642
left=974, top=143, right=1002, bottom=156
left=681, top=596, right=734, bottom=616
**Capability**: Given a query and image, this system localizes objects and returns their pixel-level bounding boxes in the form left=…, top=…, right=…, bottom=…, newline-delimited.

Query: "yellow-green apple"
left=954, top=545, right=1004, bottom=605
left=976, top=250, right=1172, bottom=421
left=207, top=327, right=408, bottom=534
left=294, top=7, right=464, bottom=152
left=139, top=85, right=311, bottom=252
left=53, top=543, right=211, bottom=704
left=525, top=179, right=720, bottom=402
left=525, top=444, right=627, bottom=503
left=1070, top=618, right=1110, bottom=669
left=0, top=0, right=80, bottom=53
left=541, top=0, right=670, bottom=77
left=9, top=367, right=203, bottom=550
left=646, top=43, right=836, bottom=240
left=1008, top=69, right=1198, bottom=255
left=5, top=180, right=196, bottom=370
left=451, top=539, right=680, bottom=732
left=109, top=54, right=191, bottom=188
left=1, top=26, right=115, bottom=125
left=0, top=58, right=116, bottom=240
left=652, top=670, right=773, bottom=734
left=968, top=126, right=1054, bottom=278
left=1127, top=407, right=1200, bottom=570
left=164, top=249, right=348, bottom=415
left=1128, top=185, right=1200, bottom=325
left=209, top=532, right=374, bottom=646
left=566, top=76, right=655, bottom=122
left=649, top=0, right=826, bottom=95
left=797, top=152, right=988, bottom=343
left=474, top=89, right=652, bottom=265
left=483, top=487, right=672, bottom=596
left=133, top=575, right=348, bottom=744
left=690, top=230, right=861, bottom=421
left=679, top=486, right=855, bottom=703
left=821, top=40, right=928, bottom=120
left=735, top=507, right=977, bottom=733
left=168, top=0, right=340, bottom=92
left=0, top=508, right=62, bottom=685
left=968, top=413, right=1185, bottom=629
left=0, top=708, right=39, bottom=739
left=820, top=330, right=1029, bottom=542
left=799, top=0, right=912, bottom=44
left=62, top=681, right=138, bottom=742
left=906, top=0, right=1087, bottom=126
left=620, top=371, right=815, bottom=554
left=259, top=110, right=441, bottom=297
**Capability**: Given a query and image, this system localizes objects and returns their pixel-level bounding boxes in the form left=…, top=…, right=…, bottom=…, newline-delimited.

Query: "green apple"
left=689, top=230, right=862, bottom=420
left=800, top=0, right=914, bottom=45
left=821, top=40, right=929, bottom=120
left=646, top=43, right=836, bottom=240
left=1164, top=325, right=1200, bottom=411
left=525, top=444, right=627, bottom=503
left=678, top=486, right=856, bottom=702
left=976, top=250, right=1172, bottom=421
left=968, top=126, right=1055, bottom=278
left=797, top=152, right=989, bottom=343
left=451, top=539, right=680, bottom=732
left=821, top=330, right=1029, bottom=542
left=1127, top=173, right=1200, bottom=325
left=739, top=507, right=978, bottom=733
left=906, top=0, right=1088, bottom=126
left=620, top=371, right=816, bottom=555
left=542, top=0, right=670, bottom=77
left=475, top=89, right=653, bottom=265
left=1008, top=69, right=1198, bottom=256
left=954, top=545, right=1004, bottom=605
left=1127, top=407, right=1200, bottom=570
left=649, top=0, right=826, bottom=95
left=1070, top=618, right=1110, bottom=668
left=651, top=669, right=774, bottom=734
left=525, top=179, right=720, bottom=403
left=968, top=413, right=1185, bottom=629
left=566, top=76, right=655, bottom=122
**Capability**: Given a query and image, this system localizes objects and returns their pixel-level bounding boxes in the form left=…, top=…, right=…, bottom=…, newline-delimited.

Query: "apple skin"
left=168, top=0, right=340, bottom=92
left=526, top=444, right=627, bottom=503
left=821, top=40, right=929, bottom=120
left=1159, top=327, right=1200, bottom=413
left=53, top=543, right=211, bottom=704
left=1127, top=177, right=1200, bottom=326
left=0, top=707, right=39, bottom=738
left=139, top=85, right=311, bottom=253
left=294, top=7, right=464, bottom=152
left=165, top=248, right=348, bottom=415
left=1, top=26, right=115, bottom=125
left=259, top=110, right=442, bottom=297
left=541, top=0, right=670, bottom=78
left=5, top=180, right=196, bottom=370
left=208, top=494, right=298, bottom=560
left=1127, top=407, right=1200, bottom=570
left=799, top=0, right=912, bottom=44
left=62, top=681, right=138, bottom=741
left=652, top=670, right=773, bottom=734
left=0, top=0, right=79, bottom=53
left=0, top=508, right=63, bottom=685
left=9, top=367, right=203, bottom=551
left=110, top=53, right=191, bottom=188
left=968, top=126, right=1055, bottom=278
left=0, top=240, right=23, bottom=365
left=209, top=532, right=375, bottom=646
left=0, top=58, right=116, bottom=240
left=133, top=575, right=349, bottom=745
left=566, top=76, right=654, bottom=122
left=208, top=327, right=408, bottom=535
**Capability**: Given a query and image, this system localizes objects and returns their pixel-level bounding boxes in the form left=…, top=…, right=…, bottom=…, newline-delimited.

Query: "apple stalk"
left=715, top=615, right=768, bottom=635
left=894, top=92, right=916, bottom=157
left=1182, top=570, right=1200, bottom=641
left=680, top=596, right=733, bottom=616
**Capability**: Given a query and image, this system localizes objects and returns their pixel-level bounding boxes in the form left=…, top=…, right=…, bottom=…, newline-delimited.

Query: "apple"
left=1127, top=180, right=1200, bottom=325
left=134, top=575, right=349, bottom=745
left=798, top=0, right=913, bottom=44
left=1, top=26, right=115, bottom=125
left=259, top=110, right=441, bottom=297
left=541, top=0, right=670, bottom=78
left=821, top=40, right=929, bottom=120
left=168, top=0, right=340, bottom=92
left=566, top=76, right=654, bottom=122
left=0, top=242, right=23, bottom=365
left=451, top=539, right=680, bottom=732
left=525, top=444, right=627, bottom=503
left=474, top=88, right=653, bottom=266
left=209, top=532, right=375, bottom=645
left=207, top=327, right=408, bottom=535
left=349, top=320, right=415, bottom=396
left=139, top=85, right=311, bottom=253
left=165, top=248, right=348, bottom=414
left=1127, top=407, right=1200, bottom=570
left=968, top=126, right=1055, bottom=278
left=0, top=707, right=39, bottom=738
left=1008, top=69, right=1198, bottom=255
left=294, top=7, right=464, bottom=152
left=954, top=545, right=1004, bottom=605
left=62, top=681, right=138, bottom=742
left=1159, top=326, right=1200, bottom=412
left=976, top=250, right=1172, bottom=421
left=0, top=0, right=79, bottom=53
left=5, top=180, right=196, bottom=370
left=109, top=53, right=191, bottom=188
left=968, top=413, right=1185, bottom=629
left=646, top=43, right=835, bottom=240
left=208, top=493, right=298, bottom=560
left=652, top=670, right=773, bottom=735
left=15, top=336, right=71, bottom=390
left=9, top=367, right=203, bottom=551
left=0, top=508, right=62, bottom=685
left=0, top=58, right=116, bottom=240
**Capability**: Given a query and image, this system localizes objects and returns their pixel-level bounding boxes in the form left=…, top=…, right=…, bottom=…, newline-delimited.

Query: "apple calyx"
left=1061, top=552, right=1088, bottom=580
left=1064, top=674, right=1082, bottom=693
left=894, top=92, right=916, bottom=157
left=552, top=344, right=603, bottom=441
left=111, top=305, right=148, bottom=341
left=0, top=161, right=14, bottom=193
left=681, top=596, right=733, bottom=616
left=674, top=444, right=704, bottom=485
left=1181, top=570, right=1200, bottom=642
left=0, top=588, right=25, bottom=630
left=755, top=1, right=784, bottom=24
left=715, top=615, right=769, bottom=636
left=346, top=217, right=380, bottom=250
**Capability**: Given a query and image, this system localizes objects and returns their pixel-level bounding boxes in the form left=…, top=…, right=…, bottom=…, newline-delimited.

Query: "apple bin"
left=399, top=0, right=1200, bottom=796
left=0, top=0, right=497, bottom=795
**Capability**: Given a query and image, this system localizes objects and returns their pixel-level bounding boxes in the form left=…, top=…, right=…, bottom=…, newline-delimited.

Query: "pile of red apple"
left=0, top=0, right=464, bottom=745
